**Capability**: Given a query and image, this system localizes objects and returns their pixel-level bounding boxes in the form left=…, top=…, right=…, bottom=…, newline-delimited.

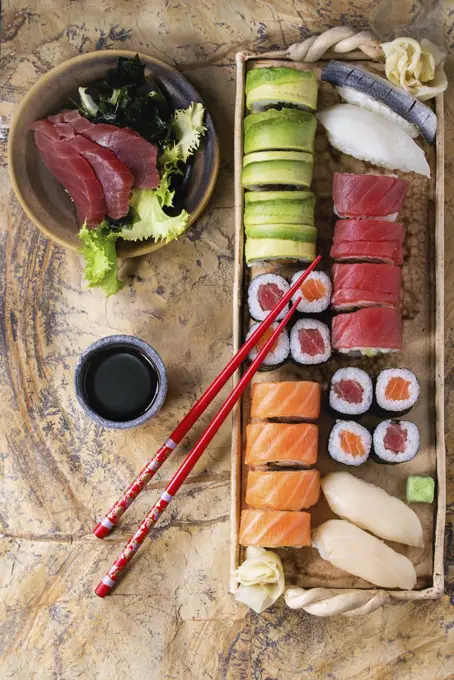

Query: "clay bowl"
left=8, top=50, right=220, bottom=258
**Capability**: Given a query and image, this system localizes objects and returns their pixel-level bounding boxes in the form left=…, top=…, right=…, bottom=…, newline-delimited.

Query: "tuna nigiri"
left=332, top=308, right=403, bottom=354
left=312, top=519, right=417, bottom=590
left=246, top=470, right=320, bottom=510
left=245, top=422, right=318, bottom=468
left=239, top=509, right=311, bottom=547
left=331, top=263, right=402, bottom=310
left=321, top=472, right=424, bottom=547
left=332, top=173, right=409, bottom=221
left=251, top=381, right=321, bottom=420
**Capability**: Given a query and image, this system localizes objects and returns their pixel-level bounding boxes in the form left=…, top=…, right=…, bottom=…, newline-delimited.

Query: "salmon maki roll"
left=239, top=509, right=311, bottom=547
left=246, top=469, right=320, bottom=510
left=245, top=422, right=318, bottom=467
left=251, top=381, right=321, bottom=420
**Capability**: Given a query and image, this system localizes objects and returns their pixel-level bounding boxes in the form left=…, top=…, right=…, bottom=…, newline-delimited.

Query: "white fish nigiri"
left=316, top=104, right=430, bottom=178
left=321, top=472, right=424, bottom=547
left=312, top=520, right=417, bottom=590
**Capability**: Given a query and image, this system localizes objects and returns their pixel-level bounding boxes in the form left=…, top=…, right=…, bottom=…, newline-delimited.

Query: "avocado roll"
left=245, top=238, right=316, bottom=266
left=245, top=67, right=318, bottom=112
left=241, top=151, right=314, bottom=190
left=244, top=108, right=317, bottom=154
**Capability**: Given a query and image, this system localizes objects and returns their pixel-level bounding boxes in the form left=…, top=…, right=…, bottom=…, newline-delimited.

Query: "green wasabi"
left=406, top=476, right=435, bottom=504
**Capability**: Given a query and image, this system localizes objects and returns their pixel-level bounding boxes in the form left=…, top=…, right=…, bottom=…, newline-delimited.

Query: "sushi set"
left=230, top=35, right=445, bottom=616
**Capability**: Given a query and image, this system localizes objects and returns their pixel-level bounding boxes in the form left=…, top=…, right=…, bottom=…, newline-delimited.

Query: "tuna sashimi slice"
left=34, top=130, right=106, bottom=227
left=332, top=308, right=403, bottom=351
left=66, top=135, right=134, bottom=218
left=61, top=110, right=160, bottom=189
left=331, top=263, right=402, bottom=310
left=333, top=219, right=405, bottom=243
left=330, top=240, right=404, bottom=266
left=333, top=173, right=409, bottom=219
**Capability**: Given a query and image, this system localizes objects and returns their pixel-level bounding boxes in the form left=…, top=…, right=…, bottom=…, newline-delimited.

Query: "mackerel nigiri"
left=246, top=470, right=320, bottom=510
left=239, top=509, right=311, bottom=548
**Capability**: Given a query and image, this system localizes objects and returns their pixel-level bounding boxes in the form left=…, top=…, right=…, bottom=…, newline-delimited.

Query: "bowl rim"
left=8, top=49, right=220, bottom=258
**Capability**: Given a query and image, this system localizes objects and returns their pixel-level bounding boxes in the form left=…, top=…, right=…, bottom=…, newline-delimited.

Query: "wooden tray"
left=230, top=50, right=446, bottom=615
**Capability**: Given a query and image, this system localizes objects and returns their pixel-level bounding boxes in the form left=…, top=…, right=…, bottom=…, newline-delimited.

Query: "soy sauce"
left=83, top=346, right=159, bottom=422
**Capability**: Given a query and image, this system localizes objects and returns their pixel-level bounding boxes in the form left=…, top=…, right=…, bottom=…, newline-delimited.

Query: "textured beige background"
left=0, top=1, right=453, bottom=678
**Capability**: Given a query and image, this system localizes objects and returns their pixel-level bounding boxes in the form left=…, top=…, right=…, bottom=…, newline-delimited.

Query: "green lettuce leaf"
left=79, top=222, right=123, bottom=296
left=121, top=189, right=189, bottom=243
left=172, top=102, right=206, bottom=162
left=155, top=165, right=177, bottom=207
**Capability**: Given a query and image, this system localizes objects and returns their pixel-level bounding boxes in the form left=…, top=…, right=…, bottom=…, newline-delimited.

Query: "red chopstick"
left=95, top=293, right=302, bottom=597
left=93, top=255, right=322, bottom=538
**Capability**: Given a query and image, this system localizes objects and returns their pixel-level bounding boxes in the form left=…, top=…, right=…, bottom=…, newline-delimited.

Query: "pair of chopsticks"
left=95, top=255, right=322, bottom=597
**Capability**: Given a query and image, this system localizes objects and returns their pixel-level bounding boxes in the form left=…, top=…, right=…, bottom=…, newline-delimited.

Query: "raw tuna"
left=257, top=283, right=285, bottom=311
left=333, top=173, right=409, bottom=220
left=384, top=422, right=408, bottom=453
left=66, top=136, right=134, bottom=218
left=333, top=219, right=405, bottom=243
left=60, top=111, right=159, bottom=188
left=332, top=308, right=403, bottom=352
left=34, top=130, right=106, bottom=227
left=331, top=263, right=402, bottom=310
left=330, top=240, right=404, bottom=265
left=30, top=119, right=63, bottom=142
left=299, top=328, right=324, bottom=355
left=334, top=379, right=364, bottom=404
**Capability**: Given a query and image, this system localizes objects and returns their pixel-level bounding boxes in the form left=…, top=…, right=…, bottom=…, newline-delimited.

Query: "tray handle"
left=284, top=586, right=390, bottom=617
left=286, top=26, right=383, bottom=62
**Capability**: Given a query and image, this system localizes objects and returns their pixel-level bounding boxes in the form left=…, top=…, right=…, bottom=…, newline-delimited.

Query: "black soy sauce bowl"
left=74, top=335, right=167, bottom=430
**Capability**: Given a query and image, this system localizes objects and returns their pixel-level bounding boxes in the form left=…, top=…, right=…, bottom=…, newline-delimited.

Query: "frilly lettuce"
left=79, top=222, right=123, bottom=296
left=121, top=186, right=189, bottom=243
left=381, top=37, right=447, bottom=101
left=232, top=547, right=285, bottom=614
left=160, top=102, right=207, bottom=165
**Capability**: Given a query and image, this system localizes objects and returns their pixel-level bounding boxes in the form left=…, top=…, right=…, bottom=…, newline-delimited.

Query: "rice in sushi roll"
left=373, top=420, right=420, bottom=464
left=290, top=319, right=331, bottom=365
left=248, top=273, right=290, bottom=321
left=376, top=368, right=420, bottom=414
left=290, top=270, right=332, bottom=313
left=328, top=420, right=371, bottom=466
left=246, top=322, right=290, bottom=370
left=329, top=367, right=373, bottom=416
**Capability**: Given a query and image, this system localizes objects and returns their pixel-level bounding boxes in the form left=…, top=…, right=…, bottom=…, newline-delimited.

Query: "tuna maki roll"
left=328, top=420, right=371, bottom=466
left=376, top=368, right=420, bottom=414
left=248, top=273, right=290, bottom=322
left=373, top=420, right=420, bottom=464
left=329, top=367, right=373, bottom=416
left=290, top=319, right=331, bottom=365
left=246, top=322, right=290, bottom=370
left=290, top=269, right=332, bottom=313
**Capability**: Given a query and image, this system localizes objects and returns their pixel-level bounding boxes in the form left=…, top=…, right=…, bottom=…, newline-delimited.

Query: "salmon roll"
left=239, top=509, right=311, bottom=547
left=290, top=269, right=332, bottom=313
left=247, top=273, right=290, bottom=321
left=290, top=319, right=331, bottom=365
left=328, top=420, right=371, bottom=466
left=373, top=420, right=420, bottom=464
left=246, top=322, right=290, bottom=370
left=251, top=381, right=321, bottom=420
left=329, top=367, right=373, bottom=416
left=245, top=422, right=318, bottom=468
left=376, top=368, right=420, bottom=414
left=246, top=470, right=320, bottom=510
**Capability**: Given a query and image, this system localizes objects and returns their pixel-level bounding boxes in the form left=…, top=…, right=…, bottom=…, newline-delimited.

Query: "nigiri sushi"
left=251, top=381, right=321, bottom=420
left=321, top=472, right=424, bottom=547
left=239, top=509, right=311, bottom=547
left=333, top=219, right=405, bottom=243
left=312, top=519, right=417, bottom=590
left=331, top=263, right=402, bottom=310
left=317, top=104, right=431, bottom=177
left=246, top=469, right=320, bottom=510
left=245, top=422, right=318, bottom=468
left=332, top=173, right=409, bottom=221
left=332, top=307, right=403, bottom=355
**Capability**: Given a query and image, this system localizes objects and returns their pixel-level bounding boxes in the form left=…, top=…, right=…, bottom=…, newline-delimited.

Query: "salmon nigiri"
left=245, top=422, right=318, bottom=468
left=246, top=470, right=320, bottom=510
left=251, top=381, right=321, bottom=420
left=239, top=509, right=311, bottom=547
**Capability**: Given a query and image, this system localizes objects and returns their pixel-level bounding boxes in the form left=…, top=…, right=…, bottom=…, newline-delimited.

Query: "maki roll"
left=290, top=269, right=332, bottom=313
left=245, top=67, right=318, bottom=113
left=245, top=238, right=316, bottom=266
left=376, top=368, right=420, bottom=414
left=243, top=108, right=317, bottom=154
left=290, top=319, right=331, bottom=365
left=328, top=421, right=371, bottom=466
left=241, top=151, right=314, bottom=190
left=248, top=273, right=289, bottom=321
left=246, top=322, right=290, bottom=370
left=373, top=420, right=420, bottom=464
left=329, top=367, right=373, bottom=416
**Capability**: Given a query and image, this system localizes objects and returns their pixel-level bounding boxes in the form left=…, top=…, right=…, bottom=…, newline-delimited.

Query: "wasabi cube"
left=406, top=476, right=435, bottom=504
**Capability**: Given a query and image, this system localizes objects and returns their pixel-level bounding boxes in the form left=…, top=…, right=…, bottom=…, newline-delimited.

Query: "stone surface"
left=0, top=1, right=453, bottom=678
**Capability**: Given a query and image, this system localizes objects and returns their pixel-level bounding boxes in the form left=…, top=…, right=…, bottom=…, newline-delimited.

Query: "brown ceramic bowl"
left=8, top=50, right=220, bottom=258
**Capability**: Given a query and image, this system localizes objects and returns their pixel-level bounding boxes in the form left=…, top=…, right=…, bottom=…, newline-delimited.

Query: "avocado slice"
left=242, top=151, right=314, bottom=189
left=244, top=108, right=317, bottom=154
left=245, top=67, right=317, bottom=112
left=244, top=193, right=315, bottom=226
left=245, top=223, right=317, bottom=242
left=245, top=238, right=316, bottom=265
left=244, top=190, right=314, bottom=203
